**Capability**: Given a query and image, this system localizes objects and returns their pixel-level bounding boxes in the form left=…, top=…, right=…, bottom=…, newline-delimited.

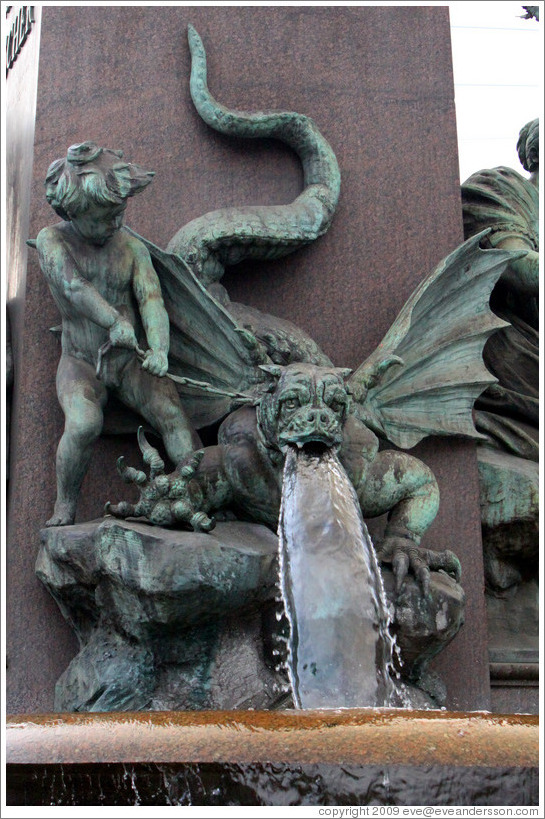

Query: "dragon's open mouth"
left=298, top=440, right=330, bottom=456
left=280, top=433, right=338, bottom=455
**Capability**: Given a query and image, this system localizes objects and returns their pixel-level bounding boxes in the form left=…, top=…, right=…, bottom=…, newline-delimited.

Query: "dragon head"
left=256, top=362, right=352, bottom=454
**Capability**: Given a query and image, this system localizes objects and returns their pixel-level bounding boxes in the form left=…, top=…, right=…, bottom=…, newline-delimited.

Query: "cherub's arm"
left=37, top=227, right=136, bottom=348
left=131, top=238, right=170, bottom=376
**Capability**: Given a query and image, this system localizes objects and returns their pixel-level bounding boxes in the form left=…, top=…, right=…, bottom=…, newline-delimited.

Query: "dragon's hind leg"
left=358, top=450, right=460, bottom=594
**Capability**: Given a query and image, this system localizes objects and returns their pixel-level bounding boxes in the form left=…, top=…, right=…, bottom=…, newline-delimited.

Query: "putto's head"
left=44, top=142, right=155, bottom=226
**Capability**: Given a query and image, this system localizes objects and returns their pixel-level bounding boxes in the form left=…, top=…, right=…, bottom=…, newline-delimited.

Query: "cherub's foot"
left=46, top=500, right=76, bottom=527
left=376, top=536, right=461, bottom=595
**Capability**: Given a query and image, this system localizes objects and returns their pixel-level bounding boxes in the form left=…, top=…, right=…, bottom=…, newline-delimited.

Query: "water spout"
left=278, top=447, right=396, bottom=708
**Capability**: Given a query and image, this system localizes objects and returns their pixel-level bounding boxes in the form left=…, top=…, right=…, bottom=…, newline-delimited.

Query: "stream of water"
left=278, top=447, right=397, bottom=709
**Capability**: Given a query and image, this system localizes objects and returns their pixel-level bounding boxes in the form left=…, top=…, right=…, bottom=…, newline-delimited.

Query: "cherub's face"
left=70, top=202, right=127, bottom=245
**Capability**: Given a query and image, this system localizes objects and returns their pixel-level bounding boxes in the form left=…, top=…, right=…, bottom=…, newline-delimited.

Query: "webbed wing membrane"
left=130, top=227, right=519, bottom=445
left=349, top=232, right=524, bottom=449
left=128, top=229, right=267, bottom=428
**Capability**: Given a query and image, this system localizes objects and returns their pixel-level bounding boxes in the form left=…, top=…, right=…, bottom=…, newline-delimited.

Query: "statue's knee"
left=64, top=405, right=103, bottom=445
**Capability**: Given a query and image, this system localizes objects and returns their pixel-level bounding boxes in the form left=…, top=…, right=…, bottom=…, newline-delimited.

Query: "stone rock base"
left=37, top=518, right=465, bottom=711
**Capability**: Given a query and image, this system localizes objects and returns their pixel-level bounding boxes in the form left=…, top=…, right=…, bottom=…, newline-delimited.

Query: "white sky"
left=448, top=0, right=542, bottom=181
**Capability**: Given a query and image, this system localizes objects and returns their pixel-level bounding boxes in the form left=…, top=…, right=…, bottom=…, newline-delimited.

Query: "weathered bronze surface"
left=30, top=25, right=533, bottom=717
left=38, top=518, right=464, bottom=711
left=6, top=6, right=493, bottom=713
left=35, top=143, right=201, bottom=528
left=463, top=119, right=538, bottom=468
left=461, top=120, right=539, bottom=688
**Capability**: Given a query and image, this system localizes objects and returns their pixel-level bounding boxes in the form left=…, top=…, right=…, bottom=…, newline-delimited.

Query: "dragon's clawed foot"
left=104, top=430, right=215, bottom=532
left=376, top=536, right=461, bottom=596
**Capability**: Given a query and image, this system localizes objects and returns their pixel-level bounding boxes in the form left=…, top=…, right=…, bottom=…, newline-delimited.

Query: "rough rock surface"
left=37, top=518, right=465, bottom=711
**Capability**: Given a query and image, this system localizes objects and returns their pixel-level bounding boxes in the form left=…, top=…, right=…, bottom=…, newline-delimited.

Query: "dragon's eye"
left=282, top=396, right=300, bottom=410
left=329, top=397, right=346, bottom=413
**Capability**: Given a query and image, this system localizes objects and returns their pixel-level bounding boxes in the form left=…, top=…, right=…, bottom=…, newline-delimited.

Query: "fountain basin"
left=6, top=709, right=538, bottom=806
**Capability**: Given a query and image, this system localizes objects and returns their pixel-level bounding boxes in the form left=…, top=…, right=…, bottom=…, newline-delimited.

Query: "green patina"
left=34, top=26, right=527, bottom=594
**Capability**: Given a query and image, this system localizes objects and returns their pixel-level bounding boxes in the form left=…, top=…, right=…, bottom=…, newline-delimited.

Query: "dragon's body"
left=108, top=363, right=461, bottom=589
left=108, top=26, right=523, bottom=588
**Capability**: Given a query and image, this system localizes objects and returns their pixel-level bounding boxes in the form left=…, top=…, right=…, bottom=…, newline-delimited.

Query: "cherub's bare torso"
left=40, top=223, right=142, bottom=376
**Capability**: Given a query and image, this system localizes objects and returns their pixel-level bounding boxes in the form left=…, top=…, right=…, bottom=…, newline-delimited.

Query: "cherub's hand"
left=109, top=316, right=137, bottom=349
left=141, top=349, right=169, bottom=377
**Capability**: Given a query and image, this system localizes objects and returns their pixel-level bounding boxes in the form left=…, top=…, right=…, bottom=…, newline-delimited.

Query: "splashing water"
left=278, top=447, right=397, bottom=708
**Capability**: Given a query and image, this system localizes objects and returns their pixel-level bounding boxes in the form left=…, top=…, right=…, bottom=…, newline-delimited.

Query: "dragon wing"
left=128, top=229, right=267, bottom=429
left=349, top=231, right=526, bottom=449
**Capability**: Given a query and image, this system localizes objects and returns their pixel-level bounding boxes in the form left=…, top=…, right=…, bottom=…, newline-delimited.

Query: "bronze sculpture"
left=36, top=143, right=201, bottom=526
left=35, top=27, right=523, bottom=583
left=461, top=119, right=539, bottom=593
left=462, top=119, right=538, bottom=464
left=108, top=361, right=460, bottom=593
left=33, top=26, right=529, bottom=711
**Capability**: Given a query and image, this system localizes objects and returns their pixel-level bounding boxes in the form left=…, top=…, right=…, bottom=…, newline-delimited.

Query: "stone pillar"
left=6, top=5, right=490, bottom=712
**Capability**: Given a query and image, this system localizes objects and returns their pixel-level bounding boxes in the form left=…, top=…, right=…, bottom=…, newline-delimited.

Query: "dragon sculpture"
left=106, top=26, right=523, bottom=590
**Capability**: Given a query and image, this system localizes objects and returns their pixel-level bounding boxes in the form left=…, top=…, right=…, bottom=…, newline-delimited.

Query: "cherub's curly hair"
left=44, top=141, right=155, bottom=220
left=516, top=119, right=539, bottom=173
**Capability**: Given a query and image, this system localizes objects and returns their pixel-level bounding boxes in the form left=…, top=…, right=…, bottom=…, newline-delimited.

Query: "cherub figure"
left=37, top=142, right=200, bottom=526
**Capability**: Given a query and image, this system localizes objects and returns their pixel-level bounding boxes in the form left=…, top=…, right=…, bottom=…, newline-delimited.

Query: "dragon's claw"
left=190, top=511, right=216, bottom=532
left=377, top=536, right=461, bottom=595
left=105, top=438, right=211, bottom=532
left=117, top=456, right=147, bottom=485
left=430, top=548, right=462, bottom=583
left=105, top=500, right=136, bottom=518
left=179, top=449, right=205, bottom=478
left=137, top=427, right=165, bottom=478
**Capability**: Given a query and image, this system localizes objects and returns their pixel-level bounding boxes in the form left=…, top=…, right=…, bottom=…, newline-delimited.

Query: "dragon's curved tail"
left=166, top=24, right=341, bottom=286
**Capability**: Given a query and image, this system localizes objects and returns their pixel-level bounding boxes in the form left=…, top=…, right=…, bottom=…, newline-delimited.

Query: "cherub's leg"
left=358, top=450, right=460, bottom=591
left=116, top=360, right=201, bottom=465
left=47, top=355, right=107, bottom=526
